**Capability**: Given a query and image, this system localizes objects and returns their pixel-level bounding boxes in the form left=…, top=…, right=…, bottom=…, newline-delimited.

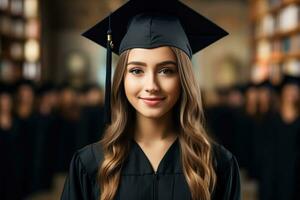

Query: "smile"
left=139, top=97, right=166, bottom=106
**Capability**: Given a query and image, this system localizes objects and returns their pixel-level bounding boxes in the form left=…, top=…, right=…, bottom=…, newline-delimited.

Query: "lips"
left=140, top=97, right=165, bottom=100
left=139, top=97, right=166, bottom=106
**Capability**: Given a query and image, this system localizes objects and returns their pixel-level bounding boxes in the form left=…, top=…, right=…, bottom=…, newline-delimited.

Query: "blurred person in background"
left=240, top=83, right=259, bottom=178
left=31, top=82, right=59, bottom=193
left=205, top=87, right=236, bottom=154
left=256, top=80, right=277, bottom=118
left=245, top=83, right=258, bottom=117
left=227, top=85, right=245, bottom=109
left=81, top=83, right=105, bottom=144
left=14, top=79, right=38, bottom=198
left=248, top=80, right=278, bottom=200
left=264, top=75, right=300, bottom=200
left=54, top=83, right=86, bottom=173
left=225, top=84, right=254, bottom=176
left=0, top=83, right=21, bottom=200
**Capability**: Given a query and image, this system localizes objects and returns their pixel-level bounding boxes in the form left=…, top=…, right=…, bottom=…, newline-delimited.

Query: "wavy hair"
left=98, top=47, right=216, bottom=200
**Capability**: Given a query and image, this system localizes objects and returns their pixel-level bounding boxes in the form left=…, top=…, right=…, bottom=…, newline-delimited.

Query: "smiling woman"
left=61, top=0, right=241, bottom=200
left=124, top=47, right=181, bottom=119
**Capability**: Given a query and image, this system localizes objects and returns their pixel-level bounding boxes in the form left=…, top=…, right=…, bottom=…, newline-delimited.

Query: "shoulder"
left=211, top=142, right=236, bottom=169
left=72, top=142, right=104, bottom=179
left=61, top=143, right=103, bottom=199
left=211, top=142, right=241, bottom=200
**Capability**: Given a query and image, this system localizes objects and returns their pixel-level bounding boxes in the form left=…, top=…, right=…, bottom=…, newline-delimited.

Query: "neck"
left=246, top=101, right=257, bottom=115
left=18, top=105, right=32, bottom=118
left=134, top=111, right=176, bottom=143
left=259, top=101, right=270, bottom=114
left=281, top=101, right=297, bottom=114
left=0, top=113, right=12, bottom=130
left=280, top=101, right=298, bottom=122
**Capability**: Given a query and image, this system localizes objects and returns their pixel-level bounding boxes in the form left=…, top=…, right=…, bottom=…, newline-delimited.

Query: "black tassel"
left=104, top=14, right=113, bottom=125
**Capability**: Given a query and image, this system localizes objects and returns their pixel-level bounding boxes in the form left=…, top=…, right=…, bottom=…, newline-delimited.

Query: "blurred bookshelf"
left=250, top=0, right=300, bottom=84
left=0, top=0, right=40, bottom=83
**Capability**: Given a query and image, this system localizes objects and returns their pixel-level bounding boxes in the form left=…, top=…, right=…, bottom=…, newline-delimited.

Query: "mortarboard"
left=37, top=82, right=56, bottom=96
left=257, top=80, right=275, bottom=91
left=82, top=0, right=229, bottom=125
left=0, top=83, right=13, bottom=95
left=15, top=79, right=36, bottom=92
left=278, top=75, right=300, bottom=93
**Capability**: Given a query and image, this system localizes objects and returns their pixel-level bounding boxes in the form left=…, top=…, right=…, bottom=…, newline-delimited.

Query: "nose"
left=144, top=72, right=159, bottom=93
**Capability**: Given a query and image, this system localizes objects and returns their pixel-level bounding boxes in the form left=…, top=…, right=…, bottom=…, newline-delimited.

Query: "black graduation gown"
left=269, top=113, right=300, bottom=200
left=32, top=112, right=57, bottom=191
left=231, top=109, right=256, bottom=173
left=15, top=113, right=38, bottom=197
left=81, top=105, right=105, bottom=144
left=204, top=105, right=236, bottom=154
left=54, top=113, right=86, bottom=173
left=61, top=138, right=241, bottom=200
left=0, top=119, right=22, bottom=200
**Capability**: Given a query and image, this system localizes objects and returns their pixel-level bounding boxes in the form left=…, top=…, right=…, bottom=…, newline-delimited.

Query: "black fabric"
left=268, top=113, right=300, bottom=200
left=82, top=0, right=228, bottom=58
left=61, top=139, right=241, bottom=200
left=0, top=119, right=22, bottom=200
left=205, top=105, right=236, bottom=153
left=231, top=108, right=255, bottom=171
left=81, top=105, right=105, bottom=144
left=15, top=113, right=38, bottom=197
left=31, top=113, right=57, bottom=191
left=54, top=114, right=87, bottom=173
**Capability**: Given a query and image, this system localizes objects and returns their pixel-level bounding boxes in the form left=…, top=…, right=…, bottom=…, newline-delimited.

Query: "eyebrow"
left=127, top=60, right=177, bottom=67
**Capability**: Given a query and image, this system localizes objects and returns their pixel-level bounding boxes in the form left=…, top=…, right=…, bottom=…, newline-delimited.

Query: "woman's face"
left=124, top=46, right=181, bottom=119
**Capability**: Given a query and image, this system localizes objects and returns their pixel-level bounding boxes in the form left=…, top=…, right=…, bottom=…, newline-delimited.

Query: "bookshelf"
left=250, top=0, right=300, bottom=83
left=0, top=0, right=40, bottom=82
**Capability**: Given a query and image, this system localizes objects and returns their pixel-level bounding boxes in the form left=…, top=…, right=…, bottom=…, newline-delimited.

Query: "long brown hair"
left=98, top=47, right=216, bottom=200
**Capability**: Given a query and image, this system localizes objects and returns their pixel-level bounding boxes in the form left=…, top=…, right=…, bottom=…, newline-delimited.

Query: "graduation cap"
left=37, top=82, right=56, bottom=96
left=230, top=84, right=247, bottom=95
left=15, top=79, right=36, bottom=92
left=0, top=83, right=13, bottom=95
left=82, top=0, right=229, bottom=125
left=257, top=80, right=275, bottom=91
left=278, top=75, right=300, bottom=93
left=81, top=83, right=102, bottom=94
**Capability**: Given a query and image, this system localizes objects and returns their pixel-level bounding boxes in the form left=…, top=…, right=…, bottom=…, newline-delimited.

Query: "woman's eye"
left=129, top=68, right=143, bottom=75
left=159, top=68, right=174, bottom=75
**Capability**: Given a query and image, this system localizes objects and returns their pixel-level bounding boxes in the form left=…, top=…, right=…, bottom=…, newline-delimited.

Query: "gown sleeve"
left=60, top=151, right=95, bottom=200
left=212, top=145, right=241, bottom=200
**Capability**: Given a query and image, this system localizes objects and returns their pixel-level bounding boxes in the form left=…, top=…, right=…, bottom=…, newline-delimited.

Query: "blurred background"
left=0, top=0, right=300, bottom=199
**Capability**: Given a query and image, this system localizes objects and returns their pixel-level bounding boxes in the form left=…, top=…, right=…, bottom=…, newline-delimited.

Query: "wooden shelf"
left=255, top=52, right=300, bottom=64
left=0, top=0, right=41, bottom=81
left=251, top=0, right=300, bottom=21
left=255, top=26, right=300, bottom=41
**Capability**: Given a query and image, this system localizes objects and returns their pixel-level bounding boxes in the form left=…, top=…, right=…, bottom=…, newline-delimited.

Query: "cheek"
left=161, top=77, right=181, bottom=99
left=124, top=76, right=141, bottom=99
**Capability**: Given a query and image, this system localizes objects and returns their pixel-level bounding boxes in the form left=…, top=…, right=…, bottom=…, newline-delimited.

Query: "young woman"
left=61, top=1, right=241, bottom=200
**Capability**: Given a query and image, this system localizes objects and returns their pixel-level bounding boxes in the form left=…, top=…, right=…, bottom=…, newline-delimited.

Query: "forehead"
left=127, top=46, right=176, bottom=63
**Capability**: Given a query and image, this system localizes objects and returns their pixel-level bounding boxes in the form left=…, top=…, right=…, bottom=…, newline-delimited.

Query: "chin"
left=137, top=109, right=168, bottom=119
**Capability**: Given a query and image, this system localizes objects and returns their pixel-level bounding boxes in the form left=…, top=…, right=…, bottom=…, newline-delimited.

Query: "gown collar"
left=121, top=137, right=182, bottom=175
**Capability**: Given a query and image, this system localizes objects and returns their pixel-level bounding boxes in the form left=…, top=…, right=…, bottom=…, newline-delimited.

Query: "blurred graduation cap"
left=82, top=0, right=229, bottom=125
left=0, top=83, right=13, bottom=95
left=15, top=79, right=36, bottom=92
left=257, top=80, right=275, bottom=91
left=81, top=83, right=102, bottom=94
left=37, top=82, right=56, bottom=96
left=278, top=75, right=300, bottom=93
